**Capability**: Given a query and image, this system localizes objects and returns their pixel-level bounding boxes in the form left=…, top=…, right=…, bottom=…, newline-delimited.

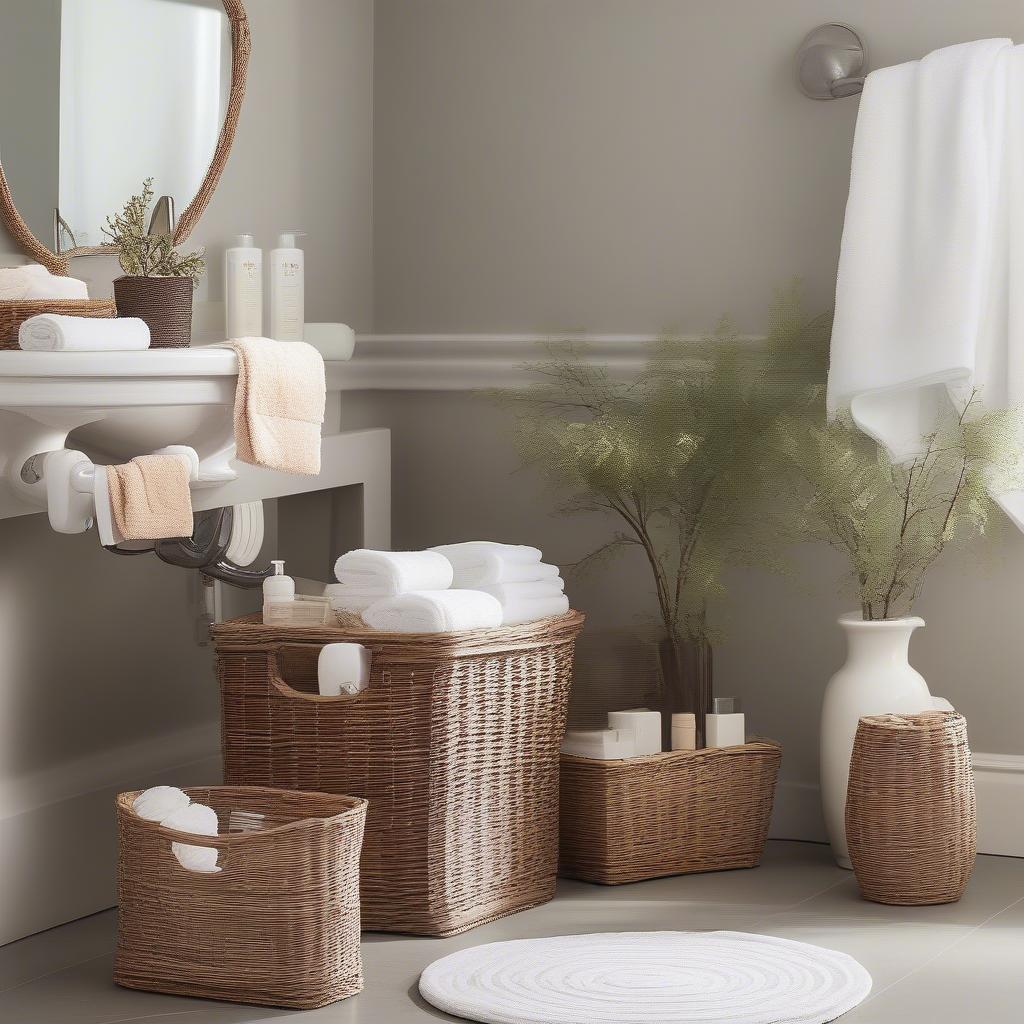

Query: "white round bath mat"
left=418, top=931, right=872, bottom=1024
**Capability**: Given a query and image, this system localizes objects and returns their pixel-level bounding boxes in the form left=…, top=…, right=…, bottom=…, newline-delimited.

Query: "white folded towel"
left=0, top=267, right=32, bottom=300
left=162, top=802, right=220, bottom=873
left=362, top=590, right=503, bottom=633
left=132, top=785, right=190, bottom=822
left=335, top=549, right=454, bottom=595
left=828, top=37, right=1024, bottom=529
left=430, top=541, right=543, bottom=586
left=19, top=313, right=150, bottom=352
left=0, top=264, right=90, bottom=300
left=492, top=592, right=570, bottom=626
left=475, top=579, right=565, bottom=601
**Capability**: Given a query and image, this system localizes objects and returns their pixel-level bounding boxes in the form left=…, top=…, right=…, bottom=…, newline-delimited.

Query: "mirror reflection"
left=0, top=0, right=231, bottom=254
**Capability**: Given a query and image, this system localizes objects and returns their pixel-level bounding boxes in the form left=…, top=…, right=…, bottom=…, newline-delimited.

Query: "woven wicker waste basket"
left=211, top=610, right=584, bottom=936
left=115, top=786, right=366, bottom=1009
left=846, top=711, right=976, bottom=905
left=559, top=740, right=781, bottom=884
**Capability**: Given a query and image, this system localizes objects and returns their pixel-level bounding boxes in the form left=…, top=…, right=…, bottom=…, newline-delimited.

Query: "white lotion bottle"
left=262, top=559, right=295, bottom=621
left=269, top=231, right=305, bottom=342
left=224, top=233, right=262, bottom=339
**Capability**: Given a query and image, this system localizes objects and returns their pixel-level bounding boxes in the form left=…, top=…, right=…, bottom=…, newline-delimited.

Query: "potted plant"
left=500, top=291, right=829, bottom=748
left=776, top=391, right=1024, bottom=866
left=103, top=178, right=205, bottom=348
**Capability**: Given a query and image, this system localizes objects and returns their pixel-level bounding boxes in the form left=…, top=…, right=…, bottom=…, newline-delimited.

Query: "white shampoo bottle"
left=224, top=234, right=262, bottom=339
left=269, top=231, right=305, bottom=342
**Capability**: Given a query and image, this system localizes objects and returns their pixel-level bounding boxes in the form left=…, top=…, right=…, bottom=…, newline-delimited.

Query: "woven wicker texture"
left=0, top=298, right=116, bottom=347
left=112, top=276, right=193, bottom=348
left=211, top=610, right=585, bottom=936
left=115, top=785, right=366, bottom=1009
left=846, top=710, right=976, bottom=905
left=559, top=741, right=781, bottom=884
left=0, top=1, right=250, bottom=271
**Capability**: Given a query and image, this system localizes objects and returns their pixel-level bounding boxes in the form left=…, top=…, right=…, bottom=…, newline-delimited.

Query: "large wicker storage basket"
left=846, top=711, right=976, bottom=905
left=210, top=610, right=585, bottom=936
left=115, top=786, right=367, bottom=1009
left=559, top=740, right=781, bottom=884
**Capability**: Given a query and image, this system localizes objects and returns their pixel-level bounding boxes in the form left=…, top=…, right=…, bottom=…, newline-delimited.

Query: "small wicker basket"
left=115, top=786, right=366, bottom=1009
left=0, top=298, right=117, bottom=348
left=559, top=740, right=781, bottom=884
left=113, top=275, right=193, bottom=347
left=846, top=711, right=976, bottom=905
left=211, top=610, right=585, bottom=936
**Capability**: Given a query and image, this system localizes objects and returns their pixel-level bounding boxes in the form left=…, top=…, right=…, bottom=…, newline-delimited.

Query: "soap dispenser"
left=269, top=231, right=305, bottom=342
left=262, top=559, right=294, bottom=614
left=224, top=233, right=262, bottom=338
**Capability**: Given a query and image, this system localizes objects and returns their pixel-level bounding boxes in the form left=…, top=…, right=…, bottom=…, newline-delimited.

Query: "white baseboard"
left=0, top=721, right=221, bottom=946
left=769, top=753, right=1024, bottom=857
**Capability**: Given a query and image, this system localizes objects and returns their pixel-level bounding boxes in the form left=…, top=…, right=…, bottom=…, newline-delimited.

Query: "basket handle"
left=266, top=645, right=374, bottom=704
left=152, top=823, right=240, bottom=876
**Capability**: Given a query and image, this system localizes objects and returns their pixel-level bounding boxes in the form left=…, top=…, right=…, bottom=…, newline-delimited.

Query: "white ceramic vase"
left=820, top=613, right=934, bottom=869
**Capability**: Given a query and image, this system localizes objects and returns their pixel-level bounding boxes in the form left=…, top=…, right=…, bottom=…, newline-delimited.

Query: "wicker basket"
left=115, top=785, right=366, bottom=1009
left=0, top=298, right=117, bottom=348
left=113, top=275, right=193, bottom=347
left=559, top=740, right=781, bottom=884
left=210, top=610, right=585, bottom=936
left=846, top=711, right=976, bottom=905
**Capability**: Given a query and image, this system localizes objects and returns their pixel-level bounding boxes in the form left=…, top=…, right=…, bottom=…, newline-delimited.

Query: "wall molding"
left=770, top=753, right=1024, bottom=858
left=341, top=333, right=763, bottom=391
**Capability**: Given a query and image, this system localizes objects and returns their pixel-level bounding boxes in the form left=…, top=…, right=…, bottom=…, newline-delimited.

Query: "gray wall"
left=0, top=0, right=373, bottom=942
left=366, top=0, right=1024, bottom=789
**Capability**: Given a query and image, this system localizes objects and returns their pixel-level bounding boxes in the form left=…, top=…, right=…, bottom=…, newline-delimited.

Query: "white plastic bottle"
left=262, top=560, right=295, bottom=619
left=224, top=234, right=262, bottom=338
left=269, top=231, right=305, bottom=342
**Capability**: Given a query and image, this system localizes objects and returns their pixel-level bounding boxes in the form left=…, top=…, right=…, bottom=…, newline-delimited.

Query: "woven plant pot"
left=115, top=786, right=366, bottom=1009
left=211, top=610, right=584, bottom=936
left=0, top=298, right=116, bottom=348
left=559, top=740, right=782, bottom=884
left=113, top=275, right=193, bottom=347
left=846, top=711, right=976, bottom=905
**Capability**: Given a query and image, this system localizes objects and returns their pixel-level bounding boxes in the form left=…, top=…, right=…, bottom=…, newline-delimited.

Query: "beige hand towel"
left=225, top=337, right=325, bottom=475
left=106, top=455, right=194, bottom=541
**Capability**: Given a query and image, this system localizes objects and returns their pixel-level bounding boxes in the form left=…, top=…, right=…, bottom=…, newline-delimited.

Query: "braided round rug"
left=418, top=931, right=872, bottom=1024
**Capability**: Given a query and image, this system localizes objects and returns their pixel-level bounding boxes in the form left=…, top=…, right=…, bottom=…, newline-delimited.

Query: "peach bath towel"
left=106, top=454, right=193, bottom=541
left=225, top=337, right=326, bottom=475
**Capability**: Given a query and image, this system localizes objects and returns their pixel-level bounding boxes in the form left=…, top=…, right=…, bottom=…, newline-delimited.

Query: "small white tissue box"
left=608, top=708, right=663, bottom=756
left=561, top=727, right=637, bottom=760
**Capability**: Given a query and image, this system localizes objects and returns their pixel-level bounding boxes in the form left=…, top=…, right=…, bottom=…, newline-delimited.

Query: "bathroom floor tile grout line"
left=0, top=948, right=113, bottom=995
left=858, top=894, right=1024, bottom=1005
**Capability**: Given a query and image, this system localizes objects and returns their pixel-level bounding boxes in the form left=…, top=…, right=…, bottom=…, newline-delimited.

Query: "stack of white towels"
left=131, top=786, right=221, bottom=873
left=325, top=542, right=570, bottom=633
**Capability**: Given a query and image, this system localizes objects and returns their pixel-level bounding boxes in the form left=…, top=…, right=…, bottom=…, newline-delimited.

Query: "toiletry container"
left=607, top=708, right=662, bottom=756
left=706, top=697, right=745, bottom=747
left=262, top=560, right=294, bottom=619
left=224, top=234, right=262, bottom=338
left=318, top=643, right=372, bottom=697
left=671, top=713, right=697, bottom=751
left=269, top=231, right=305, bottom=342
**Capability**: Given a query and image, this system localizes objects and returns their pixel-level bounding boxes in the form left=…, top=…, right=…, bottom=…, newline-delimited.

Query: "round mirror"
left=0, top=0, right=249, bottom=273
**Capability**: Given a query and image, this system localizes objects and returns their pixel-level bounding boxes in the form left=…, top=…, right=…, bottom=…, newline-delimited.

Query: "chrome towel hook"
left=797, top=24, right=866, bottom=99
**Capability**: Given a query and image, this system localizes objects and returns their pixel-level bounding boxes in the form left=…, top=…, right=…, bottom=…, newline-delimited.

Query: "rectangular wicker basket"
left=559, top=740, right=781, bottom=884
left=0, top=298, right=117, bottom=347
left=114, top=786, right=367, bottom=1010
left=210, top=610, right=585, bottom=936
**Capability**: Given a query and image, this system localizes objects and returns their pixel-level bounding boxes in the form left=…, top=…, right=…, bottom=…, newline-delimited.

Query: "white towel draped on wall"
left=828, top=38, right=1024, bottom=529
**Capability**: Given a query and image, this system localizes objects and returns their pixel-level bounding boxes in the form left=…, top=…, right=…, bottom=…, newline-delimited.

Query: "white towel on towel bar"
left=828, top=37, right=1024, bottom=529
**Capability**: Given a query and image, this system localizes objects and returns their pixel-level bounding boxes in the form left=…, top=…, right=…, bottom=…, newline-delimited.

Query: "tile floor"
left=2, top=840, right=1022, bottom=1023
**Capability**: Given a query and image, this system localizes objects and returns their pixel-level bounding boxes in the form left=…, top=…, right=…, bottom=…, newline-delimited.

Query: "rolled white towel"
left=362, top=590, right=503, bottom=633
left=493, top=592, right=570, bottom=626
left=430, top=541, right=543, bottom=586
left=163, top=802, right=220, bottom=873
left=334, top=549, right=453, bottom=594
left=132, top=785, right=190, bottom=822
left=19, top=314, right=150, bottom=352
left=475, top=579, right=565, bottom=602
left=323, top=582, right=385, bottom=614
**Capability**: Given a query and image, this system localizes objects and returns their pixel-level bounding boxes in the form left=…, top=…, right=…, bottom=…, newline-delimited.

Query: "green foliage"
left=102, top=178, right=205, bottom=284
left=496, top=286, right=831, bottom=643
left=776, top=392, right=1024, bottom=619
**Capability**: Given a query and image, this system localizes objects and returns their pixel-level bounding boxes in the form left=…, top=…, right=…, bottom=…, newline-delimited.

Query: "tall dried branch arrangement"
left=496, top=287, right=831, bottom=644
left=102, top=178, right=205, bottom=284
left=775, top=391, right=1024, bottom=620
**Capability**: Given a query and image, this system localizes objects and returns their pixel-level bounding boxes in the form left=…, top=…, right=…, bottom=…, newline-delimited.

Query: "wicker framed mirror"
left=0, top=0, right=250, bottom=276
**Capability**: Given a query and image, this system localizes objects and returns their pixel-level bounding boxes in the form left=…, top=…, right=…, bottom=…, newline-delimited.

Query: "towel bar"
left=797, top=23, right=866, bottom=99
